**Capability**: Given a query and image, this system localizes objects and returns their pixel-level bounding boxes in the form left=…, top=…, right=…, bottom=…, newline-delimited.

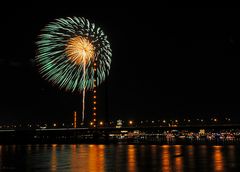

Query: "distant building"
left=116, top=120, right=123, bottom=128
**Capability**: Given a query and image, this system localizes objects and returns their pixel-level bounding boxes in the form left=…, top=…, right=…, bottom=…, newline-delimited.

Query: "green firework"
left=36, top=17, right=112, bottom=92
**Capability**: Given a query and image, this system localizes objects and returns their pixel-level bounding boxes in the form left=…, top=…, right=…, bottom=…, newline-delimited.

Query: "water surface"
left=0, top=144, right=239, bottom=171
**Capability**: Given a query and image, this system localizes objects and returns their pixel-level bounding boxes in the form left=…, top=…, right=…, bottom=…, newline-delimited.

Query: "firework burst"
left=36, top=17, right=112, bottom=92
left=36, top=17, right=112, bottom=123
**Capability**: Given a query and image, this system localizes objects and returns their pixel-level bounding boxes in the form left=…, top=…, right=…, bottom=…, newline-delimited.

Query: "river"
left=0, top=144, right=239, bottom=171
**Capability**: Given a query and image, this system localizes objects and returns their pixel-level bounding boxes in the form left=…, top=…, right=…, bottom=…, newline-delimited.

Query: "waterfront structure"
left=73, top=111, right=77, bottom=128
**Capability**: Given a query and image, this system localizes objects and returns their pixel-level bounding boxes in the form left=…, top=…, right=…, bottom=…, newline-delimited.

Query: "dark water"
left=1, top=144, right=240, bottom=171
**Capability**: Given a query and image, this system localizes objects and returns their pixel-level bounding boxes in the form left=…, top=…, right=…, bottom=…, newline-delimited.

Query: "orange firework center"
left=66, top=36, right=95, bottom=64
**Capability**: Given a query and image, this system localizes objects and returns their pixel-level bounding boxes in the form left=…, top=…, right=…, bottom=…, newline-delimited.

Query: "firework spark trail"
left=82, top=56, right=86, bottom=123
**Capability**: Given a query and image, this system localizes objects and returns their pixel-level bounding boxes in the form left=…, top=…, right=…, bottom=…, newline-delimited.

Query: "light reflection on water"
left=213, top=146, right=224, bottom=172
left=162, top=145, right=171, bottom=172
left=0, top=144, right=240, bottom=171
left=187, top=145, right=195, bottom=170
left=50, top=144, right=57, bottom=172
left=174, top=145, right=183, bottom=172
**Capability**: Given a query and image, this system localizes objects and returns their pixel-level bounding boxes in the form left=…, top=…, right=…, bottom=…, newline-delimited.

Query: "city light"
left=0, top=116, right=236, bottom=130
left=226, top=118, right=231, bottom=121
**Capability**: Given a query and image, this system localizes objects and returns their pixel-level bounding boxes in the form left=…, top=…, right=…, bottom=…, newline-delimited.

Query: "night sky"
left=1, top=5, right=240, bottom=123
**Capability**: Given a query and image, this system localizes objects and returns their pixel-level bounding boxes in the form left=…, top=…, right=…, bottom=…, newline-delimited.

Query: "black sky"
left=1, top=5, right=240, bottom=122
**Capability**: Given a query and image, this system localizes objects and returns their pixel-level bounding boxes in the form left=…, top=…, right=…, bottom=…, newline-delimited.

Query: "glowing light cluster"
left=66, top=36, right=95, bottom=65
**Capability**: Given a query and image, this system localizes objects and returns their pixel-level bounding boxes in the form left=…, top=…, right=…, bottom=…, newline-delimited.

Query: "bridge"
left=1, top=124, right=240, bottom=144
